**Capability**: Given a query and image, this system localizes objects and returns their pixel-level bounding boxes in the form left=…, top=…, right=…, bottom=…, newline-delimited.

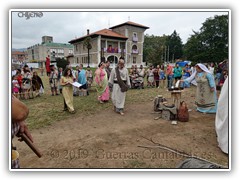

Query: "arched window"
left=107, top=55, right=118, bottom=64
left=132, top=45, right=138, bottom=54
left=132, top=32, right=138, bottom=42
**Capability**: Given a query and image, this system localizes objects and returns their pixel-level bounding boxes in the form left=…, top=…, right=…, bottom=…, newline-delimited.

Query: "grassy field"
left=21, top=70, right=165, bottom=130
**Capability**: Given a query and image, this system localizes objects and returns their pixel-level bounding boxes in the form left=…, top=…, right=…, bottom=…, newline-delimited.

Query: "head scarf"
left=196, top=63, right=211, bottom=74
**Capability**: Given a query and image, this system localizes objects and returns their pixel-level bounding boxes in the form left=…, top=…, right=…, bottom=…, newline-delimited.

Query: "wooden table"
left=171, top=90, right=182, bottom=108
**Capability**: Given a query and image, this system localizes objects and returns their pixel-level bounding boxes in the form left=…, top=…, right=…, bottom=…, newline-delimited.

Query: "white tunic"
left=215, top=77, right=228, bottom=154
left=109, top=67, right=131, bottom=109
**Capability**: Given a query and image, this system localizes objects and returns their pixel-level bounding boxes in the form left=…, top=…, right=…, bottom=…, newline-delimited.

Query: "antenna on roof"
left=128, top=16, right=130, bottom=21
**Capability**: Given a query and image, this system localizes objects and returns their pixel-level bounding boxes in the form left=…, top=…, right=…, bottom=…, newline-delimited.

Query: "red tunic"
left=46, top=57, right=50, bottom=73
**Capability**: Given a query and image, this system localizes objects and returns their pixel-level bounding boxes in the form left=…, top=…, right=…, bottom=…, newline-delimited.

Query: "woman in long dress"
left=215, top=76, right=228, bottom=154
left=61, top=68, right=75, bottom=113
left=94, top=62, right=109, bottom=103
left=182, top=63, right=217, bottom=113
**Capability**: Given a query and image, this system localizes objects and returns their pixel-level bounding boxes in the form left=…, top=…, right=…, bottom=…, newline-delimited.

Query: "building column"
left=98, top=35, right=101, bottom=65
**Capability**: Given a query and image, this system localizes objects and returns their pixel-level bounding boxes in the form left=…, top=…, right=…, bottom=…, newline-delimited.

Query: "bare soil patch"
left=13, top=87, right=228, bottom=169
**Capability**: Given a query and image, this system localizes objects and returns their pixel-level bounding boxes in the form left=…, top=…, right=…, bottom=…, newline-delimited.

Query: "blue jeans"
left=167, top=75, right=173, bottom=88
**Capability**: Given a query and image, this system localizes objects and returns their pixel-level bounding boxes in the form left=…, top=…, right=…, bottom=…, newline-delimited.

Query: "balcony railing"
left=118, top=49, right=126, bottom=53
left=103, top=47, right=126, bottom=53
left=132, top=36, right=138, bottom=42
left=132, top=49, right=138, bottom=54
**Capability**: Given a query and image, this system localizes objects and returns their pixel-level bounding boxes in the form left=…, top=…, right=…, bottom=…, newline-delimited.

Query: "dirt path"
left=13, top=90, right=228, bottom=169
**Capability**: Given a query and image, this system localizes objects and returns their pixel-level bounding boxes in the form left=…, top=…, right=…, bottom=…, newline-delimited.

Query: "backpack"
left=178, top=101, right=189, bottom=122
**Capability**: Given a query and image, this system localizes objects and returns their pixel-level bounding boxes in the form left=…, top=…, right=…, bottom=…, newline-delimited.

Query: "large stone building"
left=27, top=36, right=74, bottom=67
left=69, top=21, right=149, bottom=67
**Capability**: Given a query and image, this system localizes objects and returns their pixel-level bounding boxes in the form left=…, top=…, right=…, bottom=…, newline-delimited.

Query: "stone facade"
left=69, top=21, right=149, bottom=68
left=27, top=36, right=74, bottom=68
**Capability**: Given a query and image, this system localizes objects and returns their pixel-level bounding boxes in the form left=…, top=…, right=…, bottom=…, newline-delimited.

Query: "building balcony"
left=132, top=49, right=139, bottom=54
left=104, top=47, right=124, bottom=53
left=118, top=49, right=126, bottom=53
left=132, top=37, right=138, bottom=42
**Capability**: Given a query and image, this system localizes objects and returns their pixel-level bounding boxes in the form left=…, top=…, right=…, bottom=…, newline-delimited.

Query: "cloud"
left=11, top=10, right=228, bottom=49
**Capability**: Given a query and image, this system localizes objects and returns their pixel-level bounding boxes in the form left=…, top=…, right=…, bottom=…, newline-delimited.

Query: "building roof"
left=12, top=51, right=27, bottom=55
left=42, top=42, right=74, bottom=48
left=69, top=28, right=128, bottom=44
left=109, top=21, right=149, bottom=29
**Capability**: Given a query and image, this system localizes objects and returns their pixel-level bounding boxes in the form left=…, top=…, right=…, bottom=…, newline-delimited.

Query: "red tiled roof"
left=95, top=29, right=128, bottom=38
left=109, top=21, right=149, bottom=29
left=12, top=51, right=27, bottom=55
left=69, top=28, right=128, bottom=44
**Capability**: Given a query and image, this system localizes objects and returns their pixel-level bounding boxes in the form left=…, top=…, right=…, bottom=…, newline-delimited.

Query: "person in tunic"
left=45, top=55, right=51, bottom=76
left=77, top=64, right=88, bottom=96
left=32, top=71, right=44, bottom=96
left=108, top=58, right=131, bottom=115
left=86, top=66, right=93, bottom=89
left=146, top=66, right=155, bottom=87
left=215, top=76, right=228, bottom=154
left=21, top=65, right=32, bottom=99
left=49, top=65, right=59, bottom=96
left=181, top=63, right=217, bottom=113
left=94, top=62, right=109, bottom=103
left=61, top=68, right=75, bottom=113
left=137, top=65, right=145, bottom=88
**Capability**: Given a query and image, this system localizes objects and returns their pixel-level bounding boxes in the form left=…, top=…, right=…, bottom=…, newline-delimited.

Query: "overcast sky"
left=11, top=10, right=228, bottom=49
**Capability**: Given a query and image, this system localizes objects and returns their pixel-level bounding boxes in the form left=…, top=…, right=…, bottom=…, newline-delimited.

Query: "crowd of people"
left=128, top=60, right=228, bottom=90
left=11, top=59, right=229, bottom=169
left=12, top=59, right=228, bottom=114
left=11, top=65, right=44, bottom=100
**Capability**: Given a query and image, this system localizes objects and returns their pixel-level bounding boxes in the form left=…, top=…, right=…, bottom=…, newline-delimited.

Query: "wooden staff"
left=17, top=132, right=42, bottom=158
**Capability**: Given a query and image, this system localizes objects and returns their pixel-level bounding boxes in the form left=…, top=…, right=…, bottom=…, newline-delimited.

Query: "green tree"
left=143, top=34, right=168, bottom=66
left=184, top=14, right=229, bottom=63
left=56, top=57, right=68, bottom=70
left=165, top=30, right=183, bottom=62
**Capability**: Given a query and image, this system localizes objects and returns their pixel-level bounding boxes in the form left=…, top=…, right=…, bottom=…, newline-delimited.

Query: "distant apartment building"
left=69, top=21, right=149, bottom=68
left=12, top=51, right=28, bottom=64
left=26, top=36, right=74, bottom=67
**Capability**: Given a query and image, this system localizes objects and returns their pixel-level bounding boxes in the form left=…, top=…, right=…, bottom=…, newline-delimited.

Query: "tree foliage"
left=143, top=31, right=183, bottom=66
left=143, top=34, right=168, bottom=66
left=56, top=57, right=68, bottom=70
left=183, top=15, right=229, bottom=63
left=165, top=30, right=183, bottom=61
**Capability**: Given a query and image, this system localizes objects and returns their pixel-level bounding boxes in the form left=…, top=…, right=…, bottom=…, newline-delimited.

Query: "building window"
left=119, top=42, right=126, bottom=53
left=132, top=32, right=138, bottom=42
left=107, top=55, right=118, bottom=64
left=133, top=57, right=136, bottom=64
left=77, top=57, right=79, bottom=64
left=75, top=44, right=78, bottom=51
left=69, top=49, right=73, bottom=54
left=132, top=45, right=138, bottom=54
